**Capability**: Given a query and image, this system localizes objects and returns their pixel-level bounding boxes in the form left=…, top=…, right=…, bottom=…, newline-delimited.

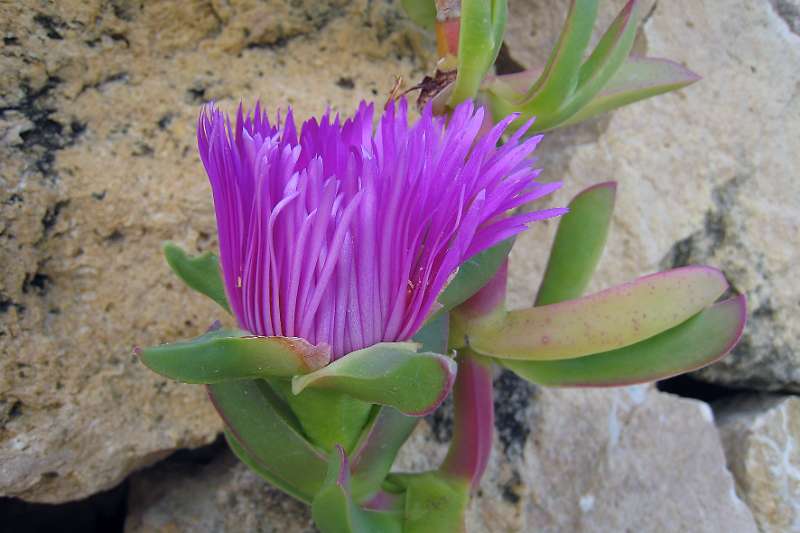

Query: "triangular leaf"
left=163, top=242, right=230, bottom=313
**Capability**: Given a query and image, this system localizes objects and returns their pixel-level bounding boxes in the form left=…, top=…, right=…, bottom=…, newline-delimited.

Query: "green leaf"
left=503, top=295, right=747, bottom=386
left=387, top=472, right=470, bottom=533
left=401, top=0, right=436, bottom=29
left=209, top=379, right=328, bottom=503
left=503, top=0, right=599, bottom=113
left=139, top=328, right=330, bottom=383
left=450, top=0, right=508, bottom=105
left=438, top=238, right=514, bottom=312
left=312, top=446, right=404, bottom=533
left=163, top=242, right=230, bottom=313
left=350, top=407, right=418, bottom=501
left=557, top=57, right=701, bottom=128
left=535, top=182, right=616, bottom=306
left=271, top=379, right=374, bottom=454
left=292, top=343, right=456, bottom=416
left=468, top=266, right=729, bottom=360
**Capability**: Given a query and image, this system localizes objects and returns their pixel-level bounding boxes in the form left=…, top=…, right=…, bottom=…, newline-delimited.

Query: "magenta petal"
left=197, top=99, right=563, bottom=359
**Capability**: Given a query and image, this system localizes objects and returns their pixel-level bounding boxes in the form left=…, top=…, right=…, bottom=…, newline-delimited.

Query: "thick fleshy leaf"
left=312, top=446, right=403, bottom=533
left=438, top=238, right=514, bottom=312
left=535, top=182, right=616, bottom=306
left=350, top=407, right=418, bottom=501
left=450, top=0, right=508, bottom=105
left=271, top=379, right=374, bottom=453
left=490, top=0, right=598, bottom=120
left=387, top=472, right=470, bottom=533
left=209, top=379, right=327, bottom=503
left=163, top=242, right=230, bottom=313
left=468, top=266, right=729, bottom=360
left=139, top=328, right=330, bottom=383
left=292, top=343, right=456, bottom=416
left=401, top=0, right=436, bottom=29
left=503, top=295, right=747, bottom=386
left=558, top=57, right=701, bottom=128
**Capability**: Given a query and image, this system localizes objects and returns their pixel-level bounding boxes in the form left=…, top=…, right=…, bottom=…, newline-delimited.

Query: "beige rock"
left=717, top=395, right=800, bottom=533
left=0, top=0, right=432, bottom=502
left=126, top=377, right=757, bottom=533
left=505, top=1, right=800, bottom=391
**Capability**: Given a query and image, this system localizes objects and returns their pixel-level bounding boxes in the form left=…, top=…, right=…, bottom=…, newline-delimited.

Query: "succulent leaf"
left=503, top=295, right=747, bottom=386
left=312, top=446, right=404, bottom=533
left=469, top=266, right=729, bottom=360
left=387, top=472, right=470, bottom=533
left=450, top=0, right=508, bottom=105
left=163, top=242, right=230, bottom=313
left=208, top=379, right=328, bottom=503
left=292, top=343, right=456, bottom=417
left=401, top=0, right=436, bottom=29
left=535, top=182, right=616, bottom=306
left=138, top=328, right=330, bottom=383
left=558, top=57, right=701, bottom=127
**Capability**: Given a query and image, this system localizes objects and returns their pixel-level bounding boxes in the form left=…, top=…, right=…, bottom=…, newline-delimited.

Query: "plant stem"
left=439, top=348, right=494, bottom=490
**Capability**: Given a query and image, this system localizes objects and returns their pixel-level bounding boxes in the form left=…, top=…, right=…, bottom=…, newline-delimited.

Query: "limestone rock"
left=126, top=376, right=757, bottom=532
left=0, top=0, right=432, bottom=503
left=505, top=1, right=800, bottom=391
left=716, top=394, right=800, bottom=533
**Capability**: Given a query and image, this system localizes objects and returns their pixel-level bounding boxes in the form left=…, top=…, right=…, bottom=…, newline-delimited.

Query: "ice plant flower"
left=197, top=99, right=565, bottom=358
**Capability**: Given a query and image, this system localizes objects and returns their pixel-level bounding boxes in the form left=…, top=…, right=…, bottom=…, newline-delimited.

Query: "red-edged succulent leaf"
left=139, top=328, right=330, bottom=383
left=535, top=182, right=616, bottom=306
left=503, top=295, right=747, bottom=386
left=468, top=266, right=729, bottom=360
left=292, top=342, right=456, bottom=417
left=558, top=56, right=701, bottom=127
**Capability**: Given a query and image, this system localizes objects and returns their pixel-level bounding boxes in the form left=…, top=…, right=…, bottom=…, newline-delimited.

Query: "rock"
left=504, top=1, right=800, bottom=391
left=716, top=394, right=800, bottom=533
left=126, top=377, right=757, bottom=532
left=0, top=0, right=432, bottom=502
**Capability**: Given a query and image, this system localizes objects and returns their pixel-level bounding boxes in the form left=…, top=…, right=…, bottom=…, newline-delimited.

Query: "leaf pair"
left=459, top=182, right=746, bottom=387
left=485, top=0, right=699, bottom=133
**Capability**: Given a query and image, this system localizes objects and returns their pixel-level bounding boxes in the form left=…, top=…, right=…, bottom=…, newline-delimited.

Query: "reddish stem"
left=439, top=349, right=494, bottom=490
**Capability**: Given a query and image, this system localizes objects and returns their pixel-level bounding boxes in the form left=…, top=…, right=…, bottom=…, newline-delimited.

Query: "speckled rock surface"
left=716, top=394, right=800, bottom=533
left=505, top=0, right=800, bottom=391
left=125, top=378, right=757, bottom=532
left=0, top=0, right=431, bottom=503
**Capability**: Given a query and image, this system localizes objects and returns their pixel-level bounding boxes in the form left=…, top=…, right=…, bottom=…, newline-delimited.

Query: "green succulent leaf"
left=312, top=446, right=404, bottom=533
left=138, top=328, right=330, bottom=383
left=557, top=57, right=701, bottom=128
left=209, top=379, right=328, bottom=503
left=387, top=472, right=470, bottom=533
left=503, top=295, right=746, bottom=386
left=292, top=342, right=456, bottom=417
left=450, top=0, right=508, bottom=105
left=535, top=182, right=616, bottom=306
left=163, top=242, right=230, bottom=313
left=493, top=0, right=598, bottom=119
left=469, top=266, right=729, bottom=360
left=401, top=0, right=436, bottom=29
left=438, top=238, right=514, bottom=312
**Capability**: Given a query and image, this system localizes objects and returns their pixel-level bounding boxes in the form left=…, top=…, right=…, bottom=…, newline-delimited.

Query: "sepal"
left=292, top=342, right=456, bottom=417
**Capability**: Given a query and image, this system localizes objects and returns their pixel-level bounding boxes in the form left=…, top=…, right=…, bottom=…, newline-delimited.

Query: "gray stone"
left=126, top=379, right=757, bottom=532
left=716, top=394, right=800, bottom=533
left=505, top=0, right=800, bottom=392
